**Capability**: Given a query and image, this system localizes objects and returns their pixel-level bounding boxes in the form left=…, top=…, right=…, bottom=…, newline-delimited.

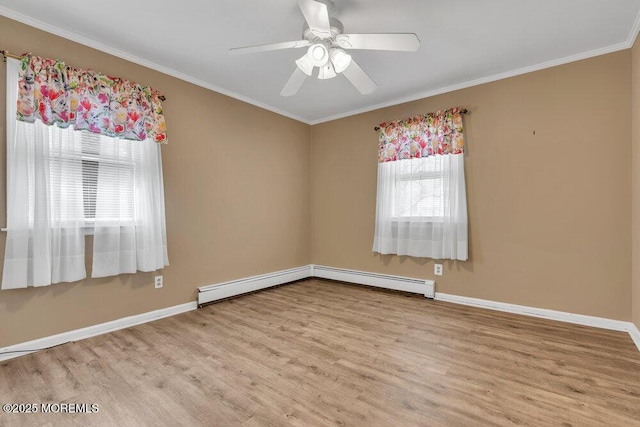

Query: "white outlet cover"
left=434, top=264, right=443, bottom=276
left=154, top=276, right=163, bottom=288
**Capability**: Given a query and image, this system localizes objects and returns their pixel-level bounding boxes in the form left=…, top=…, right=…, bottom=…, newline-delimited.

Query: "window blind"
left=47, top=125, right=138, bottom=226
left=392, top=156, right=448, bottom=219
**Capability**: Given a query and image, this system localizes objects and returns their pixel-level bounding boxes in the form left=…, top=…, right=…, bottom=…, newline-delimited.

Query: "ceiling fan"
left=229, top=0, right=420, bottom=96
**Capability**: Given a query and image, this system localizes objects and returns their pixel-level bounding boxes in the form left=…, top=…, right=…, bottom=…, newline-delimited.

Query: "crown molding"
left=2, top=5, right=640, bottom=126
left=308, top=41, right=631, bottom=125
left=627, top=6, right=640, bottom=47
left=0, top=6, right=311, bottom=125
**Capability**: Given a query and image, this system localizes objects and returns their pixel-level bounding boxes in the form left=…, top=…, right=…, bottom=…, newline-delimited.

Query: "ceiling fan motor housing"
left=302, top=18, right=344, bottom=42
left=302, top=17, right=345, bottom=69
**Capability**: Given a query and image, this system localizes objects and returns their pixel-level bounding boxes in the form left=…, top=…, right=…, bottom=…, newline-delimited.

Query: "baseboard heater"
left=198, top=264, right=435, bottom=306
left=312, top=265, right=435, bottom=298
left=197, top=265, right=312, bottom=306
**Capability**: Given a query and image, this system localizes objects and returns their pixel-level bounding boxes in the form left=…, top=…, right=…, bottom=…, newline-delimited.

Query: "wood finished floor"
left=1, top=279, right=640, bottom=427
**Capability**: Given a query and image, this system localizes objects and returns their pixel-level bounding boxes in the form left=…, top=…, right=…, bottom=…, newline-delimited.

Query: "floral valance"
left=377, top=107, right=465, bottom=162
left=16, top=54, right=167, bottom=143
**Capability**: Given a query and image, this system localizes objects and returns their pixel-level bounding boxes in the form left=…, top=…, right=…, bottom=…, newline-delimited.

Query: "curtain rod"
left=373, top=108, right=469, bottom=131
left=1, top=49, right=167, bottom=102
left=1, top=50, right=22, bottom=61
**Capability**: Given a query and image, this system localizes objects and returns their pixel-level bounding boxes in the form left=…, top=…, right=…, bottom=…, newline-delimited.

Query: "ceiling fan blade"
left=298, top=0, right=331, bottom=38
left=336, top=33, right=420, bottom=51
left=229, top=40, right=310, bottom=55
left=342, top=59, right=377, bottom=95
left=281, top=68, right=308, bottom=97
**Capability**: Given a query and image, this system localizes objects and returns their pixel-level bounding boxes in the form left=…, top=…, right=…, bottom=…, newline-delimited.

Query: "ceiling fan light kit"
left=318, top=62, right=336, bottom=80
left=230, top=0, right=420, bottom=96
left=295, top=55, right=314, bottom=76
left=330, top=48, right=351, bottom=73
left=308, top=42, right=330, bottom=67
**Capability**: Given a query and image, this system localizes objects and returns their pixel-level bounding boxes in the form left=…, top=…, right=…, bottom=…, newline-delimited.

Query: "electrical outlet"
left=154, top=275, right=163, bottom=289
left=434, top=264, right=443, bottom=276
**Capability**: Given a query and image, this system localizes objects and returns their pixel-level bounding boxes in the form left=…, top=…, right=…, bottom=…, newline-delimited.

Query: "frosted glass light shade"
left=307, top=43, right=329, bottom=67
left=295, top=54, right=314, bottom=76
left=330, top=48, right=352, bottom=73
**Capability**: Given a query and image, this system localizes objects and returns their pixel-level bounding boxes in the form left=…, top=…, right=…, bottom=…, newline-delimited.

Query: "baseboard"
left=312, top=265, right=435, bottom=298
left=1, top=265, right=312, bottom=362
left=629, top=324, right=640, bottom=351
left=434, top=292, right=631, bottom=331
left=198, top=265, right=313, bottom=305
left=312, top=265, right=639, bottom=352
left=0, top=301, right=197, bottom=362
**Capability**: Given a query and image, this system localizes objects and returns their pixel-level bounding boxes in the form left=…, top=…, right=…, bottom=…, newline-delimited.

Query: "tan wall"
left=632, top=41, right=640, bottom=330
left=311, top=51, right=632, bottom=320
left=0, top=16, right=312, bottom=347
left=0, top=15, right=635, bottom=348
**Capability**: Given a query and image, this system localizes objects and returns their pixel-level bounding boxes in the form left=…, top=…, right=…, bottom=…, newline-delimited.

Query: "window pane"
left=392, top=156, right=449, bottom=220
left=394, top=177, right=444, bottom=218
left=47, top=126, right=136, bottom=224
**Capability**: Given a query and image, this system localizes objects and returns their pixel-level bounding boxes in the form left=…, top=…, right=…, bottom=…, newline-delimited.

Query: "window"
left=5, top=116, right=168, bottom=287
left=372, top=154, right=468, bottom=260
left=372, top=109, right=468, bottom=260
left=3, top=55, right=168, bottom=289
left=392, top=156, right=447, bottom=222
left=43, top=125, right=138, bottom=229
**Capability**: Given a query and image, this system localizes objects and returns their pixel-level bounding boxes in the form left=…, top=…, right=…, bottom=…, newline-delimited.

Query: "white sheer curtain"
left=2, top=58, right=86, bottom=289
left=92, top=137, right=168, bottom=278
left=372, top=153, right=468, bottom=260
left=2, top=57, right=168, bottom=288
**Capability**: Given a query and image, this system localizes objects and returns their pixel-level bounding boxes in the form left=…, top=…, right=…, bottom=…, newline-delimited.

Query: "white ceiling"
left=2, top=0, right=640, bottom=124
